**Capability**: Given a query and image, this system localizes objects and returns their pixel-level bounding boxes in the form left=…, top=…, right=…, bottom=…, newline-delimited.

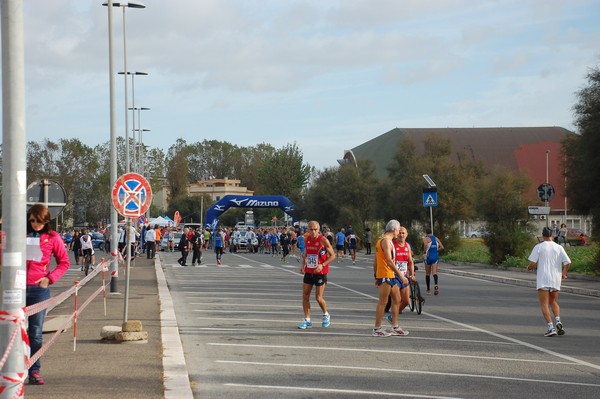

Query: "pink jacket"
left=27, top=231, right=70, bottom=286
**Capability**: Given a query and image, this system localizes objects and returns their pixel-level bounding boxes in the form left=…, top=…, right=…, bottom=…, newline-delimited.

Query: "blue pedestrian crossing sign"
left=423, top=191, right=438, bottom=207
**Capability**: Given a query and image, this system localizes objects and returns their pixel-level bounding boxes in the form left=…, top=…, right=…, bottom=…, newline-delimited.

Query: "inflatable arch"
left=205, top=195, right=298, bottom=229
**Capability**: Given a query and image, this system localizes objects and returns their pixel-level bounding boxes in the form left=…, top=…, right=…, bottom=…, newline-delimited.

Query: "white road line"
left=425, top=312, right=600, bottom=371
left=217, top=360, right=600, bottom=387
left=194, top=317, right=469, bottom=331
left=274, top=265, right=600, bottom=371
left=181, top=327, right=517, bottom=345
left=224, top=383, right=462, bottom=399
left=208, top=343, right=574, bottom=365
left=181, top=291, right=362, bottom=299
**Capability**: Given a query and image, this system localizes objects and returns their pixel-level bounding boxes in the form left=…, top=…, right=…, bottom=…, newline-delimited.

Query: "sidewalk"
left=24, top=255, right=191, bottom=399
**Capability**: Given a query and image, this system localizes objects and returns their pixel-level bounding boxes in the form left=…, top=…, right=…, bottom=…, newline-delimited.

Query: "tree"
left=300, top=159, right=380, bottom=237
left=564, top=66, right=600, bottom=268
left=477, top=167, right=534, bottom=264
left=165, top=139, right=189, bottom=199
left=257, top=143, right=312, bottom=203
left=381, top=134, right=475, bottom=251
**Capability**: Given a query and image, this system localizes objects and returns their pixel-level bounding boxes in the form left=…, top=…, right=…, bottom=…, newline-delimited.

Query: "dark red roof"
left=348, top=127, right=574, bottom=209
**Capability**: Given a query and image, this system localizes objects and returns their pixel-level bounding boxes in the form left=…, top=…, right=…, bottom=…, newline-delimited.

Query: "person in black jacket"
left=191, top=228, right=203, bottom=265
left=177, top=228, right=189, bottom=266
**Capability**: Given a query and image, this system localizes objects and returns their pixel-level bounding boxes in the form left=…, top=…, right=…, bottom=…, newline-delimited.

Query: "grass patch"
left=442, top=239, right=599, bottom=275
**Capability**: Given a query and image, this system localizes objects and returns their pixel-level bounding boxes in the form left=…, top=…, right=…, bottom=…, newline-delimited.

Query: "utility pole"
left=1, top=1, right=28, bottom=396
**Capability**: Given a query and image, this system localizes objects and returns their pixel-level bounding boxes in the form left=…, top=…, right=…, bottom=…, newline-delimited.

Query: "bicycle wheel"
left=84, top=255, right=91, bottom=276
left=409, top=281, right=416, bottom=312
left=414, top=281, right=423, bottom=315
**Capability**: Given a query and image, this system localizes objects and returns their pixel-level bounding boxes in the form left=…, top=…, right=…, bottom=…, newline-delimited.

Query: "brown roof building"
left=342, top=127, right=573, bottom=210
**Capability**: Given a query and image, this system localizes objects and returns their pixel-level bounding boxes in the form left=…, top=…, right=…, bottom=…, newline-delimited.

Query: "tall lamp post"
left=104, top=1, right=146, bottom=173
left=129, top=106, right=150, bottom=173
left=103, top=1, right=146, bottom=296
left=135, top=127, right=150, bottom=175
left=119, top=71, right=147, bottom=171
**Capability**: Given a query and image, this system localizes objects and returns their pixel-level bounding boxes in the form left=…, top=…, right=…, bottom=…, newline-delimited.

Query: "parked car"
left=161, top=231, right=183, bottom=251
left=466, top=227, right=487, bottom=238
left=566, top=228, right=588, bottom=246
left=91, top=232, right=105, bottom=251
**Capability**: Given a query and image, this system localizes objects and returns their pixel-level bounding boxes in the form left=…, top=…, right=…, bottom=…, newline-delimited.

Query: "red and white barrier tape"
left=0, top=308, right=30, bottom=398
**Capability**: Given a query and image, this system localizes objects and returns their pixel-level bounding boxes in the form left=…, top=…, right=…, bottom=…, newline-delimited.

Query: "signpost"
left=422, top=175, right=438, bottom=233
left=111, top=173, right=152, bottom=322
left=537, top=183, right=555, bottom=202
left=528, top=206, right=551, bottom=215
left=26, top=179, right=67, bottom=219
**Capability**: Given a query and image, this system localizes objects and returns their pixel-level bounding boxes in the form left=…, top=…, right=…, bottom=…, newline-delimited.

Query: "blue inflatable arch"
left=205, top=195, right=298, bottom=229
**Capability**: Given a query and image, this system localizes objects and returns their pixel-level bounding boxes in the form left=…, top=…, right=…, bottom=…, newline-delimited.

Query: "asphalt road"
left=160, top=249, right=600, bottom=399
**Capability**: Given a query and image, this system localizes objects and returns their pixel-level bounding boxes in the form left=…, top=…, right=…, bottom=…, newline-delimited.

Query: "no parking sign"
left=111, top=173, right=153, bottom=217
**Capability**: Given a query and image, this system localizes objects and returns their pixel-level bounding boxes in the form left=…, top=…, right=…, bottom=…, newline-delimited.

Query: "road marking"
left=274, top=265, right=600, bottom=372
left=224, top=383, right=462, bottom=399
left=181, top=327, right=517, bottom=345
left=217, top=360, right=600, bottom=387
left=424, top=312, right=600, bottom=371
left=208, top=342, right=574, bottom=365
left=194, top=317, right=470, bottom=331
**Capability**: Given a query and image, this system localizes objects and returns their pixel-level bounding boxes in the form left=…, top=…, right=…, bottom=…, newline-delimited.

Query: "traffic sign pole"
left=111, top=173, right=152, bottom=322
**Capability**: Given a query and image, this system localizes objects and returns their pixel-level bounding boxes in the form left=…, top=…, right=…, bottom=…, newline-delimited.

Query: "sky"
left=5, top=0, right=600, bottom=171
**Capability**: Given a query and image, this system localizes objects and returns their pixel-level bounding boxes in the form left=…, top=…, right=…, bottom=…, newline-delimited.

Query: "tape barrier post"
left=101, top=258, right=108, bottom=316
left=73, top=281, right=79, bottom=352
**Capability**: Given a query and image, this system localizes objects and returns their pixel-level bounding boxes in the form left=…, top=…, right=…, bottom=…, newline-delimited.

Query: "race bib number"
left=395, top=261, right=408, bottom=272
left=306, top=254, right=318, bottom=269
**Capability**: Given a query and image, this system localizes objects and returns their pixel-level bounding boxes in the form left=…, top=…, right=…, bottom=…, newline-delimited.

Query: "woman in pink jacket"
left=26, top=204, right=70, bottom=385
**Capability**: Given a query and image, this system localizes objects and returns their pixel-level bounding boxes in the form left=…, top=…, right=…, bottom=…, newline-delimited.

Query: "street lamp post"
left=546, top=150, right=550, bottom=227
left=129, top=106, right=149, bottom=173
left=103, top=1, right=145, bottom=309
left=135, top=127, right=150, bottom=175
left=103, top=1, right=146, bottom=173
left=119, top=71, right=147, bottom=172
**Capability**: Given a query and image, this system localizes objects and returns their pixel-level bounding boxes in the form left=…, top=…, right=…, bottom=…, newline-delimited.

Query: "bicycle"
left=408, top=278, right=424, bottom=314
left=408, top=264, right=424, bottom=315
left=83, top=249, right=93, bottom=276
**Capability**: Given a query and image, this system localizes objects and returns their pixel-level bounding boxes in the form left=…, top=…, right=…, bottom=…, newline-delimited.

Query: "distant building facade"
left=152, top=178, right=254, bottom=213
left=341, top=127, right=592, bottom=236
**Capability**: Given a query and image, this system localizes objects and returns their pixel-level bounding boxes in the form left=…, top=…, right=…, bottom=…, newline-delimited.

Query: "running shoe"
left=390, top=327, right=409, bottom=336
left=556, top=321, right=565, bottom=335
left=28, top=371, right=45, bottom=385
left=217, top=259, right=221, bottom=265
left=426, top=290, right=431, bottom=295
left=544, top=327, right=557, bottom=337
left=434, top=285, right=439, bottom=295
left=322, top=314, right=331, bottom=327
left=372, top=329, right=391, bottom=337
left=298, top=320, right=313, bottom=329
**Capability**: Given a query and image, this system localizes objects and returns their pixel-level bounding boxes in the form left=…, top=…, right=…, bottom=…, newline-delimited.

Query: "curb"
left=155, top=257, right=194, bottom=398
left=442, top=268, right=600, bottom=297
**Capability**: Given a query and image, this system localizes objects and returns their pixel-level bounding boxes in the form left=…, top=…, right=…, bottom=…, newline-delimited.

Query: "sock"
left=323, top=312, right=329, bottom=317
left=426, top=275, right=431, bottom=290
left=555, top=316, right=561, bottom=323
left=433, top=274, right=438, bottom=285
left=547, top=322, right=554, bottom=330
left=305, top=318, right=311, bottom=323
